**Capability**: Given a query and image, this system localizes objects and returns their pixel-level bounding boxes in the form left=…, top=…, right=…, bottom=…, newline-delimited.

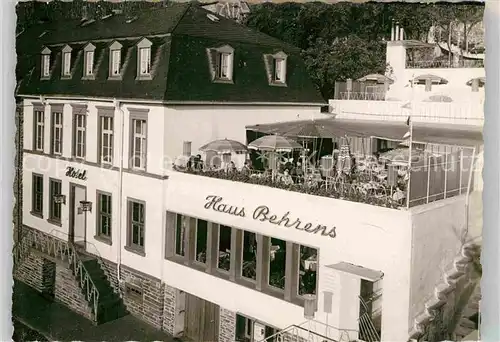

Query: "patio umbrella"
left=199, top=138, right=248, bottom=154
left=379, top=147, right=426, bottom=165
left=357, top=73, right=394, bottom=84
left=336, top=136, right=352, bottom=174
left=412, top=74, right=449, bottom=85
left=466, top=77, right=486, bottom=87
left=248, top=135, right=303, bottom=152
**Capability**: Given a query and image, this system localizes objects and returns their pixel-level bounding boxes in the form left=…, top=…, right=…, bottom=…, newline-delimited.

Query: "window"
left=298, top=245, right=317, bottom=296
left=273, top=58, right=285, bottom=83
left=31, top=174, right=43, bottom=216
left=175, top=214, right=186, bottom=257
left=265, top=52, right=288, bottom=85
left=217, top=225, right=232, bottom=272
left=51, top=110, right=63, bottom=155
left=131, top=118, right=147, bottom=170
left=125, top=283, right=143, bottom=301
left=97, top=193, right=112, bottom=240
left=195, top=219, right=208, bottom=263
left=268, top=238, right=286, bottom=290
left=139, top=47, right=151, bottom=76
left=63, top=52, right=71, bottom=76
left=241, top=231, right=257, bottom=281
left=99, top=115, right=113, bottom=164
left=183, top=141, right=192, bottom=157
left=209, top=45, right=234, bottom=82
left=42, top=54, right=50, bottom=77
left=85, top=51, right=94, bottom=76
left=73, top=112, right=86, bottom=158
left=128, top=200, right=145, bottom=251
left=111, top=49, right=121, bottom=76
left=49, top=179, right=62, bottom=223
left=217, top=52, right=231, bottom=80
left=34, top=110, right=45, bottom=151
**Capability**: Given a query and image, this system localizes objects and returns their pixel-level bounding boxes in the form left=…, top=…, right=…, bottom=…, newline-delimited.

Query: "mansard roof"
left=17, top=3, right=325, bottom=105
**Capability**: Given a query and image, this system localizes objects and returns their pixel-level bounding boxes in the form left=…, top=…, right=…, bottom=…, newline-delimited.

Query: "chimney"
left=395, top=22, right=400, bottom=40
left=391, top=20, right=395, bottom=41
left=400, top=27, right=404, bottom=41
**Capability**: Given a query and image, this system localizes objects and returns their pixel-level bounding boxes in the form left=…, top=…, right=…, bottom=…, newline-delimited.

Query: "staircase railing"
left=12, top=226, right=100, bottom=321
left=256, top=320, right=357, bottom=342
left=358, top=296, right=381, bottom=342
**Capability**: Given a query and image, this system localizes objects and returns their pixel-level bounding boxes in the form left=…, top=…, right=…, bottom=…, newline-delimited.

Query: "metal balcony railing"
left=255, top=320, right=358, bottom=342
left=406, top=59, right=484, bottom=69
left=12, top=227, right=100, bottom=321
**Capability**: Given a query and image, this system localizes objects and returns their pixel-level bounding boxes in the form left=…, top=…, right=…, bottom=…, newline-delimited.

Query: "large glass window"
left=175, top=214, right=186, bottom=257
left=298, top=245, right=318, bottom=296
left=241, top=231, right=257, bottom=281
left=268, top=238, right=286, bottom=290
left=195, top=219, right=208, bottom=263
left=217, top=225, right=231, bottom=271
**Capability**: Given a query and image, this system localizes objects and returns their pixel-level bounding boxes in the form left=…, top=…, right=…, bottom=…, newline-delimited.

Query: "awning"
left=246, top=118, right=482, bottom=147
left=326, top=262, right=383, bottom=281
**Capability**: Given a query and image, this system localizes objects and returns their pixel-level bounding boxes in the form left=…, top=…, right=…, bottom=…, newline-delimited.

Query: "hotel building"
left=14, top=6, right=483, bottom=342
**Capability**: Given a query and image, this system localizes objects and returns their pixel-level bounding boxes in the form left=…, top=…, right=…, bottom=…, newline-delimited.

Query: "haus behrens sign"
left=65, top=166, right=87, bottom=181
left=204, top=195, right=337, bottom=239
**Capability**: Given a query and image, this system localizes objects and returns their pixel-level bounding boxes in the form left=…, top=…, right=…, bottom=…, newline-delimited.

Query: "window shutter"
left=212, top=50, right=220, bottom=78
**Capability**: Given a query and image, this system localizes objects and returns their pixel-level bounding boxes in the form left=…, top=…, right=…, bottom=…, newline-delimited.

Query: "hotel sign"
left=65, top=166, right=87, bottom=181
left=204, top=195, right=337, bottom=238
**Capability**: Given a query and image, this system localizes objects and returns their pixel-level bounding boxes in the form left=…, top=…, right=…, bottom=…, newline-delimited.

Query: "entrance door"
left=184, top=293, right=220, bottom=342
left=70, top=184, right=87, bottom=249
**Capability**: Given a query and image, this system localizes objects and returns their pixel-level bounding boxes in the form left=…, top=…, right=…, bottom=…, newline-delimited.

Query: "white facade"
left=330, top=38, right=485, bottom=126
left=21, top=90, right=481, bottom=341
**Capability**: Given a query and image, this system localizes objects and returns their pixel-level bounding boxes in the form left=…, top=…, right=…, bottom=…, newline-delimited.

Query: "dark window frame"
left=126, top=197, right=146, bottom=255
left=31, top=173, right=44, bottom=217
left=96, top=191, right=112, bottom=243
left=97, top=106, right=114, bottom=165
left=48, top=178, right=62, bottom=224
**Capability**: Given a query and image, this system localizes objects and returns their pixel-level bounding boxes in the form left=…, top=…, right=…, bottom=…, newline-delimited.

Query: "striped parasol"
left=199, top=138, right=248, bottom=154
left=336, top=136, right=352, bottom=174
left=248, top=135, right=303, bottom=152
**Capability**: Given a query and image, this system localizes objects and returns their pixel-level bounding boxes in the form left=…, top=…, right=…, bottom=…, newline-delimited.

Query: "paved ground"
left=12, top=280, right=178, bottom=341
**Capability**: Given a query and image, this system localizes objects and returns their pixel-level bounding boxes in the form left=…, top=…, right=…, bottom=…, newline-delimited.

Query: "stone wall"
left=14, top=254, right=55, bottom=296
left=54, top=264, right=94, bottom=321
left=119, top=265, right=165, bottom=330
left=219, top=308, right=236, bottom=342
left=162, top=285, right=177, bottom=335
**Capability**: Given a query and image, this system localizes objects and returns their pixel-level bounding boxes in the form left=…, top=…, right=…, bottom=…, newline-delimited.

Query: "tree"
left=301, top=35, right=386, bottom=100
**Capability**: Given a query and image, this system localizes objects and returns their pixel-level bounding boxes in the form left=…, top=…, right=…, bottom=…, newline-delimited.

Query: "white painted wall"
left=163, top=105, right=328, bottom=167
left=407, top=195, right=469, bottom=328
left=163, top=171, right=414, bottom=341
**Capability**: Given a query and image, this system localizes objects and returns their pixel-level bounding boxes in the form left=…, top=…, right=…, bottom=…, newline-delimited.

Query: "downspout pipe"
left=114, top=98, right=125, bottom=287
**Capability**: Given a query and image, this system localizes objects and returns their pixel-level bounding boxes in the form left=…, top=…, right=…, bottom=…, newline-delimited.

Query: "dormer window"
left=111, top=49, right=121, bottom=76
left=207, top=45, right=234, bottom=83
left=41, top=47, right=51, bottom=78
left=139, top=48, right=151, bottom=75
left=108, top=41, right=123, bottom=79
left=83, top=43, right=96, bottom=78
left=217, top=52, right=231, bottom=80
left=273, top=58, right=286, bottom=83
left=62, top=45, right=72, bottom=77
left=136, top=38, right=152, bottom=79
left=264, top=51, right=288, bottom=86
